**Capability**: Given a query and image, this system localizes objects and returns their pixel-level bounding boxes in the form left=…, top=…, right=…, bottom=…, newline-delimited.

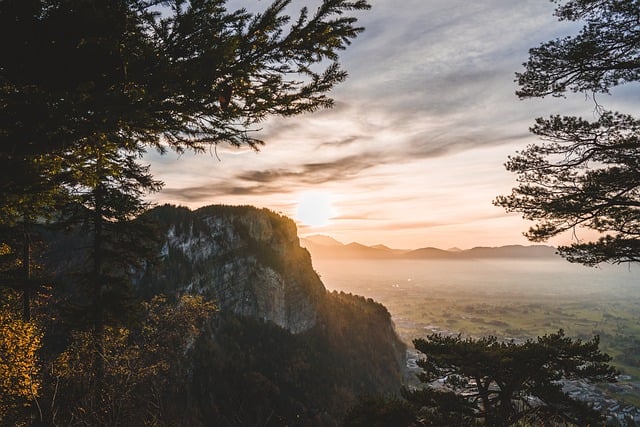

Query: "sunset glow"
left=295, top=192, right=335, bottom=228
left=146, top=0, right=640, bottom=250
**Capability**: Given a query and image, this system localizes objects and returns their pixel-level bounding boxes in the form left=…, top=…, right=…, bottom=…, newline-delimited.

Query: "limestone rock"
left=138, top=205, right=325, bottom=333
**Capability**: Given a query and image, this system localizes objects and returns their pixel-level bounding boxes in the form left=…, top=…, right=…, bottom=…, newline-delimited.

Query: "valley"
left=309, top=256, right=640, bottom=417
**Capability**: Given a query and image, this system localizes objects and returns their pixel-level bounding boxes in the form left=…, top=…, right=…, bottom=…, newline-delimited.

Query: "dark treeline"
left=0, top=0, right=373, bottom=424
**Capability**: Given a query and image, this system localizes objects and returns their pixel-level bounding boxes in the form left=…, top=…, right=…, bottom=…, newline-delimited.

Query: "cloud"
left=318, top=136, right=361, bottom=148
left=236, top=152, right=381, bottom=185
left=368, top=220, right=448, bottom=231
left=145, top=0, right=640, bottom=248
left=160, top=182, right=287, bottom=201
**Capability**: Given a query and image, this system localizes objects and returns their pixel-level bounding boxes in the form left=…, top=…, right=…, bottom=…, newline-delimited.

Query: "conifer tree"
left=60, top=137, right=161, bottom=384
left=495, top=0, right=640, bottom=265
left=0, top=0, right=371, bottom=155
left=0, top=153, right=64, bottom=321
left=406, top=330, right=617, bottom=426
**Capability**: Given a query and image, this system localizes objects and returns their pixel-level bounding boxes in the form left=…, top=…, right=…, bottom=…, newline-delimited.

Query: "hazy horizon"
left=299, top=232, right=560, bottom=252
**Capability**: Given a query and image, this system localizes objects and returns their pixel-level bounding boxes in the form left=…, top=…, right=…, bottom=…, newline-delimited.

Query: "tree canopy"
left=495, top=0, right=640, bottom=265
left=0, top=0, right=371, bottom=423
left=516, top=0, right=640, bottom=98
left=405, top=330, right=617, bottom=427
left=0, top=0, right=371, bottom=155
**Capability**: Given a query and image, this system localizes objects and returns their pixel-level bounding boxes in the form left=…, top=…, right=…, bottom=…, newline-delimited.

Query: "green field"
left=385, top=294, right=640, bottom=377
left=312, top=258, right=640, bottom=406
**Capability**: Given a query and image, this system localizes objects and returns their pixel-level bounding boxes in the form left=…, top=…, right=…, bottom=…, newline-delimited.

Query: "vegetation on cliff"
left=1, top=204, right=405, bottom=426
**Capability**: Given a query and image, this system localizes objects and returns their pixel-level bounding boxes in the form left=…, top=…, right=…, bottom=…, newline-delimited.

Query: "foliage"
left=516, top=0, right=640, bottom=98
left=495, top=0, right=640, bottom=265
left=0, top=293, right=42, bottom=423
left=496, top=112, right=640, bottom=265
left=61, top=140, right=163, bottom=323
left=406, top=329, right=618, bottom=427
left=342, top=396, right=417, bottom=427
left=43, top=294, right=215, bottom=426
left=0, top=0, right=371, bottom=154
left=189, top=292, right=404, bottom=426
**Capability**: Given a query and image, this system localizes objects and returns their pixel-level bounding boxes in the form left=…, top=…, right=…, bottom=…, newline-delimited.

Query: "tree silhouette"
left=0, top=0, right=371, bottom=420
left=495, top=0, right=640, bottom=265
left=406, top=330, right=618, bottom=427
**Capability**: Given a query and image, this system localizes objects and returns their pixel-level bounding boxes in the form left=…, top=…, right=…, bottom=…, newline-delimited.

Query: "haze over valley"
left=302, top=236, right=640, bottom=416
left=300, top=233, right=559, bottom=259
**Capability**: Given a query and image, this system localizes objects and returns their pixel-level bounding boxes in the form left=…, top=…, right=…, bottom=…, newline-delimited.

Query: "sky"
left=145, top=0, right=640, bottom=250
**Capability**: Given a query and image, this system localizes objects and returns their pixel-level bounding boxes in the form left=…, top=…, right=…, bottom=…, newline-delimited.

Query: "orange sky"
left=145, top=0, right=640, bottom=250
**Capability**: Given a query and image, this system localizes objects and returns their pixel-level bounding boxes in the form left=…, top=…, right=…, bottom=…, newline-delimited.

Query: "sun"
left=295, top=192, right=335, bottom=227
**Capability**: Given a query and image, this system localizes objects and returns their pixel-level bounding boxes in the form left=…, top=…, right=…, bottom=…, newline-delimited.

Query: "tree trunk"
left=92, top=180, right=106, bottom=387
left=22, top=221, right=31, bottom=322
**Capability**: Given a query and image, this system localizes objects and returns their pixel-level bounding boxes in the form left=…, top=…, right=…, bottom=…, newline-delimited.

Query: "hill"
left=301, top=234, right=558, bottom=260
left=460, top=244, right=558, bottom=259
left=303, top=234, right=345, bottom=247
left=300, top=236, right=398, bottom=259
left=138, top=205, right=406, bottom=424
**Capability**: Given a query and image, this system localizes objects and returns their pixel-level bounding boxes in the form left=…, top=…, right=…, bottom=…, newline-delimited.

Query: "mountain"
left=402, top=246, right=456, bottom=259
left=371, top=244, right=392, bottom=250
left=43, top=205, right=406, bottom=425
left=372, top=244, right=411, bottom=255
left=303, top=234, right=344, bottom=247
left=301, top=235, right=559, bottom=260
left=461, top=244, right=558, bottom=258
left=139, top=204, right=324, bottom=333
left=403, top=244, right=558, bottom=259
left=300, top=235, right=400, bottom=259
left=135, top=205, right=406, bottom=424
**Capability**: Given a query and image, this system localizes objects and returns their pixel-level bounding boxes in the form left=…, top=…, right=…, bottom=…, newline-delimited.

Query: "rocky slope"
left=135, top=205, right=406, bottom=424
left=42, top=204, right=406, bottom=425
left=138, top=205, right=326, bottom=333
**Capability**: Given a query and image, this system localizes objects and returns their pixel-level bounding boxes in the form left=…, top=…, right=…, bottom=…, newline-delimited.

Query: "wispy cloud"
left=146, top=0, right=639, bottom=248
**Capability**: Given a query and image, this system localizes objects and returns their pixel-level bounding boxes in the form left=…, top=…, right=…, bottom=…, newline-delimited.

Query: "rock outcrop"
left=138, top=205, right=326, bottom=333
left=44, top=203, right=407, bottom=424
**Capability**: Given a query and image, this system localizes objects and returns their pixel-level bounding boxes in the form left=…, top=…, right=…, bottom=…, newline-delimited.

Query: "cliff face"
left=47, top=203, right=406, bottom=424
left=138, top=205, right=326, bottom=333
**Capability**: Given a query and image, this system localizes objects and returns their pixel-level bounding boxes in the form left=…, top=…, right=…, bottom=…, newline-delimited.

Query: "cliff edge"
left=138, top=205, right=326, bottom=333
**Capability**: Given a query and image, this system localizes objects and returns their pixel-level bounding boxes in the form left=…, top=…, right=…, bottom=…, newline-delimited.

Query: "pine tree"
left=495, top=0, right=640, bottom=265
left=406, top=330, right=618, bottom=426
left=60, top=137, right=161, bottom=386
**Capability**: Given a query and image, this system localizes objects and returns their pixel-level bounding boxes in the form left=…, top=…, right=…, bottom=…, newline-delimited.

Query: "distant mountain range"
left=300, top=234, right=559, bottom=260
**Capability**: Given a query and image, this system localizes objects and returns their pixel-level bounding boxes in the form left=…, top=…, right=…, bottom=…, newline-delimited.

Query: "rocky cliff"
left=138, top=205, right=326, bottom=333
left=43, top=203, right=406, bottom=425
left=136, top=205, right=407, bottom=424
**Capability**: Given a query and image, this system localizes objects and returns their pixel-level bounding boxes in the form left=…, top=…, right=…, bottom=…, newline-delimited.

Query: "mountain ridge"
left=300, top=235, right=558, bottom=260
